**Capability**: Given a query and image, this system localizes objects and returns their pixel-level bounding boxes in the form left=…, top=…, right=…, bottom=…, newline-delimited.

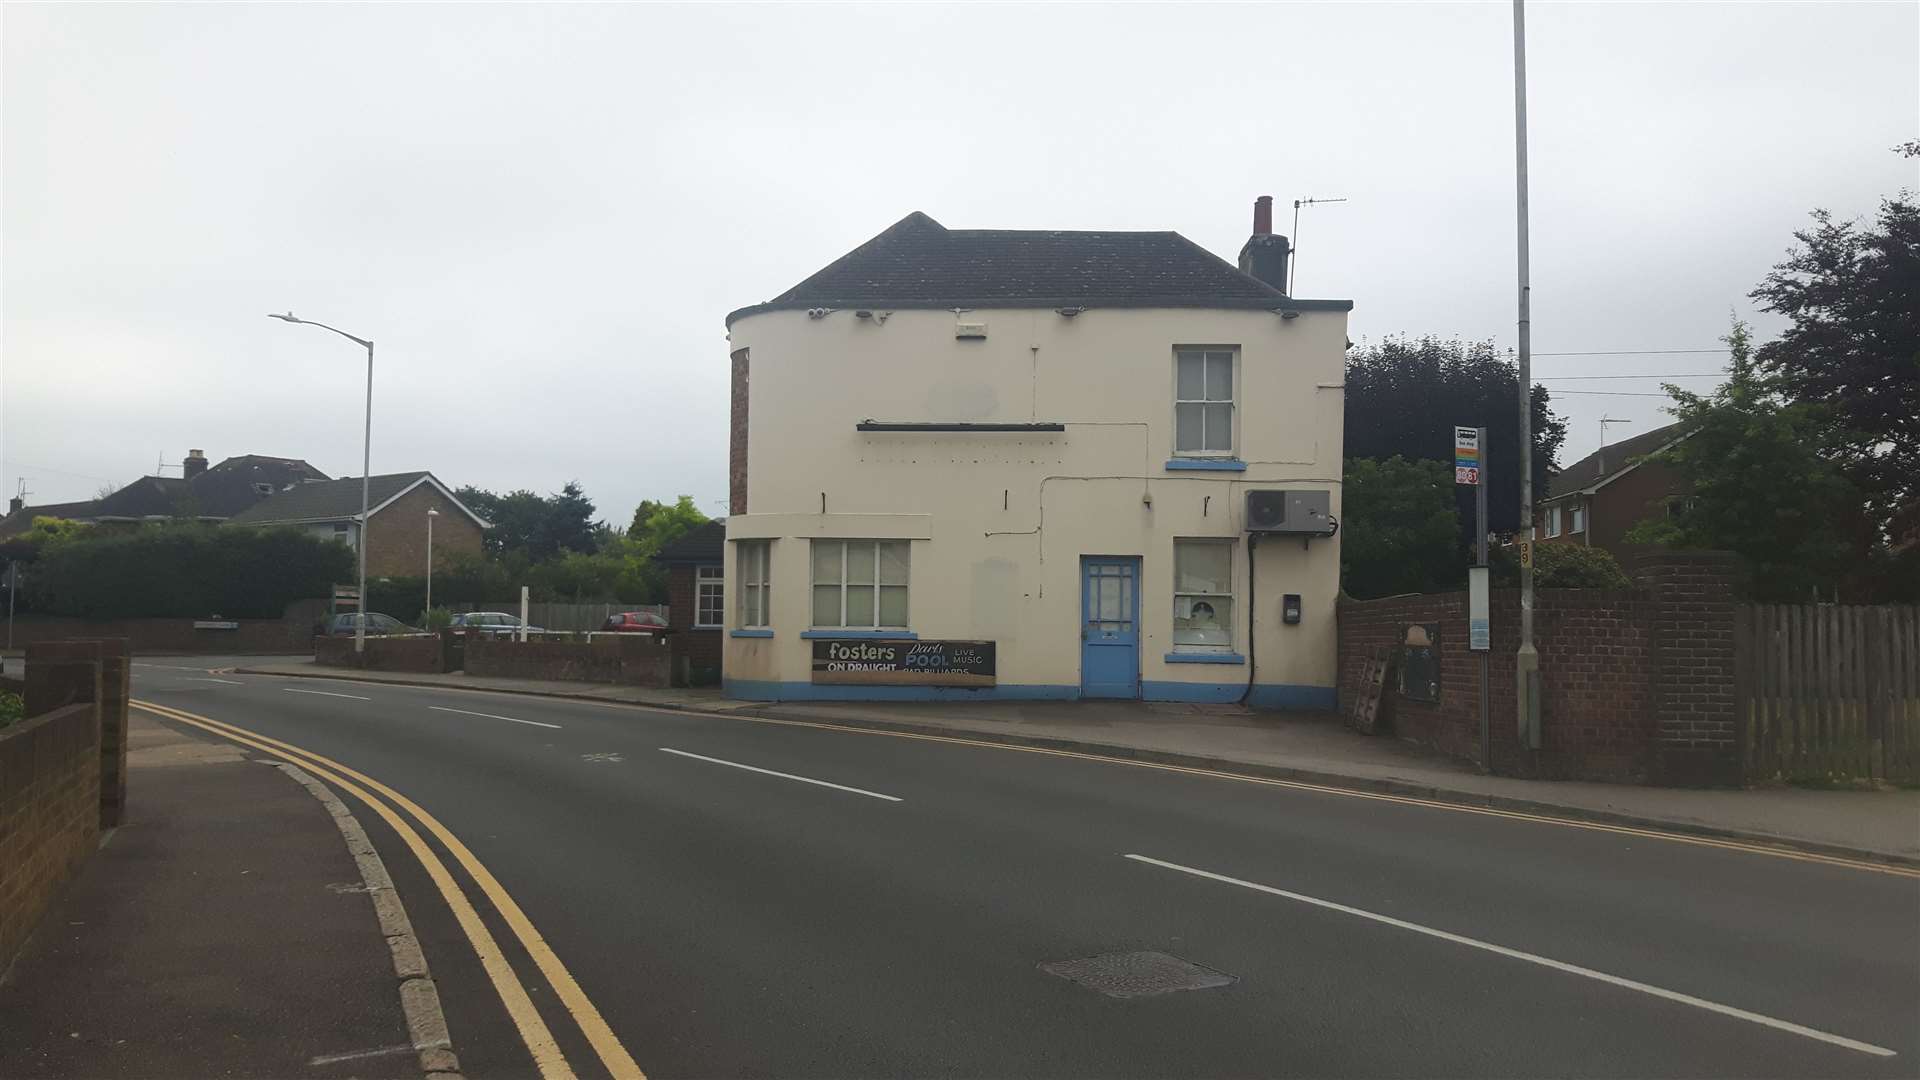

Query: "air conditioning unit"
left=1246, top=489, right=1335, bottom=535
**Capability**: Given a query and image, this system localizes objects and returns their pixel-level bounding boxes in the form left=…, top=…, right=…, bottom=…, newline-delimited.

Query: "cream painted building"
left=721, top=199, right=1351, bottom=706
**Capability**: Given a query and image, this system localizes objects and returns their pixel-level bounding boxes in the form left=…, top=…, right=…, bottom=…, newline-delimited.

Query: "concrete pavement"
left=111, top=660, right=1920, bottom=1078
left=237, top=657, right=1920, bottom=864
left=0, top=710, right=446, bottom=1079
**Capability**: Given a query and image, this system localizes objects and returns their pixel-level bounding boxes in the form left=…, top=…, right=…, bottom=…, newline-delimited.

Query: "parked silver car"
left=449, top=611, right=545, bottom=636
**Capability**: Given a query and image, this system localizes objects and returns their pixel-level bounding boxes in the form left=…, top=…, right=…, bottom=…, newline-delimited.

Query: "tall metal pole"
left=425, top=510, right=435, bottom=614
left=1512, top=0, right=1539, bottom=746
left=268, top=312, right=375, bottom=654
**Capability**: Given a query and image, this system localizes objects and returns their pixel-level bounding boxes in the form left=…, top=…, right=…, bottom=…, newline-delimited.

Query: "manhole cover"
left=1040, top=951, right=1235, bottom=999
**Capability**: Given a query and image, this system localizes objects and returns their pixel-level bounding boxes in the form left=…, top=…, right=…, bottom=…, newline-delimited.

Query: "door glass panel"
left=1098, top=575, right=1122, bottom=621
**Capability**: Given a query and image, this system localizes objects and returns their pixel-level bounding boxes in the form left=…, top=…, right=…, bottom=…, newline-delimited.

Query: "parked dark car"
left=600, top=611, right=671, bottom=634
left=321, top=612, right=410, bottom=636
left=450, top=611, right=545, bottom=635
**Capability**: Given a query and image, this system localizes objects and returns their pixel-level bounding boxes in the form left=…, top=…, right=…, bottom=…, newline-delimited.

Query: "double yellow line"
left=133, top=699, right=644, bottom=1080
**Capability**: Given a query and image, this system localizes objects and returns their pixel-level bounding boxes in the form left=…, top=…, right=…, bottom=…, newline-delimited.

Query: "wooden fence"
left=1735, top=604, right=1920, bottom=784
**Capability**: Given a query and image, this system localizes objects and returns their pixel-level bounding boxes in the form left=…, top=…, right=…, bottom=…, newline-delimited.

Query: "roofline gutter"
left=725, top=295, right=1354, bottom=328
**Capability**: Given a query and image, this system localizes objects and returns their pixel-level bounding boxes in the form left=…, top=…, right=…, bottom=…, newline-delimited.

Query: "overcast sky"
left=4, top=2, right=1915, bottom=523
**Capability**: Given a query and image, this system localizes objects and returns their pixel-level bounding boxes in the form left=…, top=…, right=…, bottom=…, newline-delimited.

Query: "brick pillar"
left=1629, top=551, right=1742, bottom=786
left=72, top=639, right=130, bottom=826
left=729, top=347, right=749, bottom=515
left=23, top=641, right=102, bottom=721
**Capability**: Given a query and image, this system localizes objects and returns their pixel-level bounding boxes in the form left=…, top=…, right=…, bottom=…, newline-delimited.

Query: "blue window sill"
left=1163, top=651, right=1246, bottom=664
left=1165, top=458, right=1247, bottom=472
left=729, top=629, right=774, bottom=638
left=800, top=630, right=919, bottom=640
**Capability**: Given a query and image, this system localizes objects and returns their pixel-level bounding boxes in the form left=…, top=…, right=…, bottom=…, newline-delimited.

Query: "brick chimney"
left=1237, top=195, right=1291, bottom=294
left=184, top=449, right=208, bottom=479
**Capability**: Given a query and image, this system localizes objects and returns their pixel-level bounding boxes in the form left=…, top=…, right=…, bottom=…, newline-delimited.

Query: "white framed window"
left=811, top=540, right=909, bottom=628
left=1544, top=506, right=1563, bottom=538
left=695, top=565, right=724, bottom=628
left=1570, top=503, right=1586, bottom=534
left=1173, top=539, right=1235, bottom=648
left=1174, top=347, right=1237, bottom=456
left=736, top=541, right=770, bottom=627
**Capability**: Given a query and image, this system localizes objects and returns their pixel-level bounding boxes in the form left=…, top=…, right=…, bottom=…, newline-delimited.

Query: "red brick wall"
left=366, top=484, right=485, bottom=579
left=314, top=634, right=447, bottom=673
left=1339, top=588, right=1656, bottom=780
left=666, top=564, right=723, bottom=680
left=0, top=701, right=101, bottom=969
left=1627, top=550, right=1741, bottom=784
left=464, top=634, right=670, bottom=687
left=1337, top=551, right=1739, bottom=785
left=1594, top=461, right=1685, bottom=553
left=730, top=348, right=749, bottom=515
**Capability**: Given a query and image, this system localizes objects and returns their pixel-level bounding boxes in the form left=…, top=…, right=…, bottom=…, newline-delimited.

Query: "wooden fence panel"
left=1736, top=604, right=1920, bottom=784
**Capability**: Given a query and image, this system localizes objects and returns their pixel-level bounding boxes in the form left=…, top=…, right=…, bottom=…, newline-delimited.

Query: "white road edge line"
left=1123, top=854, right=1896, bottom=1058
left=658, top=747, right=902, bottom=802
left=429, top=705, right=561, bottom=730
left=185, top=677, right=243, bottom=685
left=281, top=687, right=372, bottom=701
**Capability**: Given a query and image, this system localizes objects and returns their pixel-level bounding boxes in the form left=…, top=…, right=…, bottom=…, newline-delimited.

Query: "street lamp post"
left=269, top=311, right=374, bottom=654
left=426, top=508, right=439, bottom=615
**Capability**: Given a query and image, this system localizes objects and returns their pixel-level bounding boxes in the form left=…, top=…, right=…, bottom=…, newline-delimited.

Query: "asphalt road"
left=131, top=658, right=1920, bottom=1079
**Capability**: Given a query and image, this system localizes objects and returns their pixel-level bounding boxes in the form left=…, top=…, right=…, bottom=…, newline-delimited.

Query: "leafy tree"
left=628, top=495, right=710, bottom=558
left=1339, top=457, right=1461, bottom=598
left=1749, top=183, right=1918, bottom=526
left=457, top=481, right=601, bottom=561
left=1346, top=337, right=1567, bottom=546
left=1622, top=319, right=1866, bottom=601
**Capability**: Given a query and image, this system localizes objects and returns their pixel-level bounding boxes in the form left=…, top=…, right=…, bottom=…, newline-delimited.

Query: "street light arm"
left=267, top=313, right=372, bottom=349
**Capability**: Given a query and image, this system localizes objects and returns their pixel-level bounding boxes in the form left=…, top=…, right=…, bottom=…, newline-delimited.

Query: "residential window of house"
left=1173, top=539, right=1234, bottom=648
left=1570, top=503, right=1587, bottom=534
left=737, top=541, right=770, bottom=627
left=1174, top=348, right=1237, bottom=456
left=696, top=566, right=724, bottom=628
left=811, top=540, right=909, bottom=628
left=1544, top=506, right=1563, bottom=538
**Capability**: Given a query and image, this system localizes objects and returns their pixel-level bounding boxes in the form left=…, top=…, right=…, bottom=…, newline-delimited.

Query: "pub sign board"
left=811, top=639, right=996, bottom=686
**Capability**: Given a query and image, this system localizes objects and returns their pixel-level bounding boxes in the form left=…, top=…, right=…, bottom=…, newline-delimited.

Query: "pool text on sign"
left=1454, top=426, right=1481, bottom=486
left=811, top=639, right=997, bottom=686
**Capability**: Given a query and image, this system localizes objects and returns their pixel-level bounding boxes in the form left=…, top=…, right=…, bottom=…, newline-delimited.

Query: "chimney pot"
left=8, top=496, right=22, bottom=515
left=1252, top=195, right=1274, bottom=236
left=184, top=449, right=209, bottom=479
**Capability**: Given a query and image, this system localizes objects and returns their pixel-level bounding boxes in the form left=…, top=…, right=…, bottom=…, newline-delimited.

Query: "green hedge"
left=28, top=524, right=353, bottom=619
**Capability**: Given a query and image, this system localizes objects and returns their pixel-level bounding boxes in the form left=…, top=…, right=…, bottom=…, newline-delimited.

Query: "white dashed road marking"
left=659, top=747, right=902, bottom=802
left=428, top=705, right=561, bottom=730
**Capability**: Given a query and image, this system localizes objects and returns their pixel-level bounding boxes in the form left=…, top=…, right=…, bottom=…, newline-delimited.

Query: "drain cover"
left=1040, top=951, right=1235, bottom=999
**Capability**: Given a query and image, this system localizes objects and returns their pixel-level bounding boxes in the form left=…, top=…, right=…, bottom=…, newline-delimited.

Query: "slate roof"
left=1545, top=422, right=1687, bottom=500
left=0, top=499, right=100, bottom=538
left=188, top=456, right=330, bottom=517
left=227, top=472, right=434, bottom=525
left=653, top=519, right=726, bottom=564
left=725, top=211, right=1352, bottom=326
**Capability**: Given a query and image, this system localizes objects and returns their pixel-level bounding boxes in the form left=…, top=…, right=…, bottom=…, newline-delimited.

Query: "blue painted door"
left=1081, top=557, right=1140, bottom=699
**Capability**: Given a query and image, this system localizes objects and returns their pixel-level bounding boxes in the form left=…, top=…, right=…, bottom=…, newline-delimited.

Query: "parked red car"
left=600, top=611, right=671, bottom=634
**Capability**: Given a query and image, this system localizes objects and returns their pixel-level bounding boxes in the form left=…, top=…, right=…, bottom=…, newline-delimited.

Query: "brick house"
left=654, top=520, right=725, bottom=683
left=1535, top=421, right=1689, bottom=555
left=225, top=471, right=487, bottom=578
